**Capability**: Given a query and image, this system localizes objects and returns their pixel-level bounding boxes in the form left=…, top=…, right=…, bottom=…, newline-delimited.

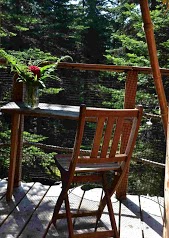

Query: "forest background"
left=0, top=0, right=168, bottom=196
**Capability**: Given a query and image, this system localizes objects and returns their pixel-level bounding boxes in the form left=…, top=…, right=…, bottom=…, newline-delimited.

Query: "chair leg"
left=96, top=173, right=120, bottom=225
left=73, top=189, right=85, bottom=227
left=102, top=173, right=119, bottom=238
left=52, top=188, right=68, bottom=224
left=65, top=194, right=74, bottom=238
left=43, top=219, right=53, bottom=238
left=95, top=189, right=104, bottom=232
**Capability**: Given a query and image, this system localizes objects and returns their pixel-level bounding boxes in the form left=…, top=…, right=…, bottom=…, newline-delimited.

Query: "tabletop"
left=1, top=102, right=80, bottom=120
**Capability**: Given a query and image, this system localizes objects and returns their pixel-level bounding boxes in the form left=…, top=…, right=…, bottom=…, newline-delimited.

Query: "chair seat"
left=55, top=156, right=121, bottom=173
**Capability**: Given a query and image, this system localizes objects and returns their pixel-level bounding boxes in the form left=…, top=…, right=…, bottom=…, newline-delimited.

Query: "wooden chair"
left=43, top=104, right=143, bottom=238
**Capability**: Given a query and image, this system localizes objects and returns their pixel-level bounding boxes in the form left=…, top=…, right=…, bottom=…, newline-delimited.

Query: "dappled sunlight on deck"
left=0, top=179, right=164, bottom=238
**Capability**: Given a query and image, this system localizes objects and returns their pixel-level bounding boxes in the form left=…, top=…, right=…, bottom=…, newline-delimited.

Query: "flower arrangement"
left=0, top=48, right=72, bottom=88
left=0, top=48, right=72, bottom=108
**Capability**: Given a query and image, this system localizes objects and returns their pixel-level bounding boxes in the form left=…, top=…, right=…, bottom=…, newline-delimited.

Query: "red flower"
left=29, top=65, right=41, bottom=78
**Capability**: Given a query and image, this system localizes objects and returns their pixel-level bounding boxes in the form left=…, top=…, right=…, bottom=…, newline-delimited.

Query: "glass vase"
left=24, top=84, right=39, bottom=109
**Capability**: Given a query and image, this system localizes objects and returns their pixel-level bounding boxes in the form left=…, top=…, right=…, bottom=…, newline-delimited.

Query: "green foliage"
left=0, top=48, right=72, bottom=88
left=41, top=88, right=63, bottom=95
left=23, top=131, right=47, bottom=143
left=22, top=145, right=59, bottom=181
left=0, top=128, right=59, bottom=181
left=98, top=85, right=124, bottom=108
left=129, top=161, right=164, bottom=196
left=22, top=131, right=60, bottom=181
left=104, top=3, right=150, bottom=67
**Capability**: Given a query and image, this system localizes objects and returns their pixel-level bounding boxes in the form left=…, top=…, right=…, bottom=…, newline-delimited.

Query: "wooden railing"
left=58, top=62, right=169, bottom=75
left=0, top=61, right=169, bottom=197
left=0, top=61, right=168, bottom=236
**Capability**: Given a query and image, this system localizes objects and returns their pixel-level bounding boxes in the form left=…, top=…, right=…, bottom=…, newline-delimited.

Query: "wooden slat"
left=101, top=117, right=115, bottom=158
left=110, top=117, right=124, bottom=157
left=77, top=154, right=127, bottom=164
left=140, top=195, right=163, bottom=238
left=119, top=195, right=143, bottom=238
left=85, top=108, right=139, bottom=117
left=74, top=163, right=121, bottom=173
left=91, top=117, right=105, bottom=158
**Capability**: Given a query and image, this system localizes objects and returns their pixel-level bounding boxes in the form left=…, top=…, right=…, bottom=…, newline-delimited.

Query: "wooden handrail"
left=1, top=59, right=169, bottom=75
left=58, top=62, right=169, bottom=75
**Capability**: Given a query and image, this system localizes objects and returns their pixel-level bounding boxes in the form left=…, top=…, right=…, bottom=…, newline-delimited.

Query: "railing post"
left=12, top=75, right=24, bottom=187
left=163, top=106, right=169, bottom=238
left=116, top=70, right=138, bottom=200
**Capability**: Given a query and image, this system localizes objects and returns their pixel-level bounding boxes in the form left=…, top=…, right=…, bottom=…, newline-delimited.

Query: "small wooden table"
left=1, top=102, right=80, bottom=201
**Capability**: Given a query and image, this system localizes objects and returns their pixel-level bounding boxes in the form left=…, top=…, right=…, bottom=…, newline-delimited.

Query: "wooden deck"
left=0, top=179, right=164, bottom=238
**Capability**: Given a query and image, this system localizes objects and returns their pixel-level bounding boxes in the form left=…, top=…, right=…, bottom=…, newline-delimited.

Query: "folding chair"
left=43, top=104, right=143, bottom=238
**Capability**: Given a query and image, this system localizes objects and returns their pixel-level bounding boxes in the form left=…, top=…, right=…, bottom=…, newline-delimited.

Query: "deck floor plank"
left=157, top=196, right=164, bottom=222
left=0, top=179, right=7, bottom=198
left=140, top=195, right=163, bottom=238
left=0, top=182, right=49, bottom=238
left=19, top=183, right=62, bottom=238
left=0, top=181, right=164, bottom=238
left=71, top=186, right=120, bottom=229
left=119, top=195, right=143, bottom=238
left=71, top=186, right=120, bottom=236
left=0, top=182, right=34, bottom=226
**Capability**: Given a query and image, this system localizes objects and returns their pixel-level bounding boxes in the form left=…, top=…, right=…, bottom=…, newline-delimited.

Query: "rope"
left=0, top=142, right=165, bottom=168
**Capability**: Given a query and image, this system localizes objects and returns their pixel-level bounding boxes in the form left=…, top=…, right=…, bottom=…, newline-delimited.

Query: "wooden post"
left=12, top=75, right=24, bottom=187
left=139, top=0, right=168, bottom=136
left=163, top=107, right=169, bottom=238
left=139, top=1, right=168, bottom=236
left=6, top=113, right=21, bottom=200
left=116, top=70, right=138, bottom=199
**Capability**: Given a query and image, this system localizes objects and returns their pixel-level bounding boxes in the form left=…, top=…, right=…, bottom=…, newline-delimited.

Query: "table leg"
left=14, top=115, right=24, bottom=187
left=6, top=113, right=21, bottom=201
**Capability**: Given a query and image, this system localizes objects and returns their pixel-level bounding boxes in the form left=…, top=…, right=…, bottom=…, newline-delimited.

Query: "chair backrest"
left=69, top=104, right=143, bottom=172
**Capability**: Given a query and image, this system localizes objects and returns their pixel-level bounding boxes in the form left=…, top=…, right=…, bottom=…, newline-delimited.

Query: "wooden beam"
left=12, top=75, right=24, bottom=187
left=116, top=70, right=138, bottom=199
left=139, top=0, right=168, bottom=137
left=58, top=62, right=169, bottom=75
left=2, top=59, right=169, bottom=75
left=163, top=106, right=169, bottom=238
